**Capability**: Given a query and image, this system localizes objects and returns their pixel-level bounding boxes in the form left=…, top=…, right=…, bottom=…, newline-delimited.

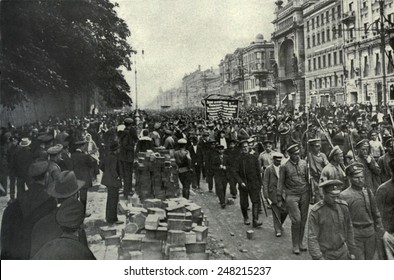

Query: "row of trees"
left=0, top=0, right=133, bottom=110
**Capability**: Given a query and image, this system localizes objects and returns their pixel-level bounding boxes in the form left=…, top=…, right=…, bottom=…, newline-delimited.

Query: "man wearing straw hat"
left=14, top=137, right=33, bottom=198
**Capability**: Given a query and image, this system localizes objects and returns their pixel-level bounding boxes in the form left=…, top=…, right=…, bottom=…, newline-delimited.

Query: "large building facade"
left=219, top=34, right=276, bottom=107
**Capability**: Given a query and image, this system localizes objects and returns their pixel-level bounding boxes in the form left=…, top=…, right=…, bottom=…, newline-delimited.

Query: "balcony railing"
left=342, top=11, right=355, bottom=24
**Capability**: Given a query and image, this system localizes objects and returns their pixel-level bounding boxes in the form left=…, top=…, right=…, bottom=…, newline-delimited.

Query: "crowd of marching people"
left=0, top=103, right=393, bottom=260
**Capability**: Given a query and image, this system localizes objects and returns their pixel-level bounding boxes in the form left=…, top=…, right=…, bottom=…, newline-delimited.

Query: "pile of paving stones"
left=99, top=197, right=210, bottom=260
left=134, top=149, right=180, bottom=200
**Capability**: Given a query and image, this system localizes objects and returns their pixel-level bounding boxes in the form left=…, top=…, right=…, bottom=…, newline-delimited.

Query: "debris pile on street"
left=97, top=197, right=210, bottom=260
left=134, top=149, right=180, bottom=200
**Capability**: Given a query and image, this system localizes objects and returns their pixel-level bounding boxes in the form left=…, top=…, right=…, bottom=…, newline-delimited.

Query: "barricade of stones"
left=100, top=198, right=209, bottom=260
left=134, top=149, right=180, bottom=201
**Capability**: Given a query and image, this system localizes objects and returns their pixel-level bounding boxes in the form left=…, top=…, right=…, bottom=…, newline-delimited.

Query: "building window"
left=312, top=18, right=315, bottom=29
left=339, top=50, right=343, bottom=64
left=332, top=8, right=335, bottom=20
left=388, top=51, right=394, bottom=74
left=327, top=28, right=331, bottom=41
left=337, top=5, right=341, bottom=19
left=364, top=56, right=369, bottom=77
left=334, top=51, right=337, bottom=65
left=307, top=21, right=310, bottom=32
left=312, top=35, right=316, bottom=46
left=308, top=59, right=311, bottom=71
left=350, top=59, right=355, bottom=78
left=364, top=23, right=368, bottom=35
left=338, top=24, right=342, bottom=38
left=318, top=56, right=321, bottom=69
left=328, top=53, right=332, bottom=67
left=321, top=14, right=324, bottom=26
left=319, top=78, right=323, bottom=88
left=362, top=1, right=367, bottom=9
left=333, top=27, right=337, bottom=39
left=326, top=11, right=330, bottom=23
left=313, top=58, right=316, bottom=70
left=322, top=31, right=325, bottom=43
left=376, top=53, right=381, bottom=75
left=309, top=80, right=313, bottom=90
left=307, top=37, right=311, bottom=48
left=270, top=51, right=274, bottom=59
left=349, top=28, right=354, bottom=39
left=349, top=2, right=353, bottom=11
left=316, top=16, right=319, bottom=27
left=323, top=55, right=326, bottom=67
left=365, top=84, right=370, bottom=101
left=335, top=75, right=338, bottom=87
left=317, top=33, right=320, bottom=45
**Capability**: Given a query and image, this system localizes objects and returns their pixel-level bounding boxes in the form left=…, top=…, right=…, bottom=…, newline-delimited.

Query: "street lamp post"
left=380, top=0, right=388, bottom=107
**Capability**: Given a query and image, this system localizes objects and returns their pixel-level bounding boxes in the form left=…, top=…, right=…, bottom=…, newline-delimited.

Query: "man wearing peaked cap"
left=354, top=137, right=381, bottom=194
left=307, top=139, right=329, bottom=203
left=280, top=143, right=309, bottom=254
left=340, top=162, right=384, bottom=260
left=47, top=144, right=64, bottom=185
left=308, top=180, right=357, bottom=260
left=32, top=198, right=96, bottom=260
left=320, top=146, right=346, bottom=189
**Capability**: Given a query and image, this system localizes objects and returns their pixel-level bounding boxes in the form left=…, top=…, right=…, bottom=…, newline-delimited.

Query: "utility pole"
left=380, top=0, right=388, bottom=106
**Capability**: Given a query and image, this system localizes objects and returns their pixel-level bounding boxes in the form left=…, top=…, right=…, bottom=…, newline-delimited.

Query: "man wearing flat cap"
left=320, top=145, right=346, bottom=188
left=263, top=152, right=288, bottom=237
left=306, top=139, right=329, bottom=203
left=308, top=180, right=357, bottom=260
left=279, top=144, right=309, bottom=254
left=354, top=138, right=381, bottom=194
left=339, top=163, right=384, bottom=260
left=1, top=161, right=57, bottom=259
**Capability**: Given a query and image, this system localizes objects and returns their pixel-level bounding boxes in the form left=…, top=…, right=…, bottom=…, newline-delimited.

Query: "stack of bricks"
left=134, top=149, right=179, bottom=201
left=104, top=197, right=209, bottom=260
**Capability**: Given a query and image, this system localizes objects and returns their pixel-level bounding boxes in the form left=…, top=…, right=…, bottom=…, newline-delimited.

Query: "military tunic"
left=308, top=200, right=357, bottom=260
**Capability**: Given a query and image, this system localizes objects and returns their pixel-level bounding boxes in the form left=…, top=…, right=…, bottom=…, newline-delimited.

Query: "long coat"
left=1, top=183, right=56, bottom=259
left=100, top=153, right=121, bottom=188
left=118, top=127, right=138, bottom=162
left=14, top=147, right=33, bottom=178
left=71, top=150, right=95, bottom=188
left=188, top=144, right=203, bottom=167
left=263, top=164, right=281, bottom=204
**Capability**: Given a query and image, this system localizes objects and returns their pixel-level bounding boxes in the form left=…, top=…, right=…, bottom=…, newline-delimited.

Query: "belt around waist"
left=353, top=223, right=373, bottom=229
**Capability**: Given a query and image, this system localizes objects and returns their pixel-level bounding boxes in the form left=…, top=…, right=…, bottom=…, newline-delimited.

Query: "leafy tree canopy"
left=0, top=0, right=133, bottom=110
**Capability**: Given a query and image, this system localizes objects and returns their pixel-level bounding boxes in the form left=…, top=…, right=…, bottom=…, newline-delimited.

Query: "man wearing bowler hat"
left=339, top=162, right=384, bottom=260
left=212, top=144, right=230, bottom=209
left=1, top=161, right=57, bottom=259
left=30, top=170, right=87, bottom=258
left=308, top=180, right=357, bottom=260
left=279, top=144, right=309, bottom=254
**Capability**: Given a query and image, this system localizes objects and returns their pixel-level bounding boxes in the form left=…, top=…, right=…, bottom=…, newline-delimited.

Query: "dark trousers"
left=354, top=234, right=377, bottom=260
left=206, top=169, right=214, bottom=191
left=227, top=172, right=237, bottom=197
left=192, top=164, right=202, bottom=188
left=286, top=191, right=310, bottom=249
left=239, top=185, right=260, bottom=218
left=214, top=172, right=227, bottom=206
left=9, top=176, right=16, bottom=199
left=120, top=161, right=133, bottom=199
left=106, top=186, right=119, bottom=223
left=271, top=203, right=288, bottom=234
left=16, top=176, right=29, bottom=199
left=79, top=188, right=88, bottom=214
left=179, top=171, right=192, bottom=199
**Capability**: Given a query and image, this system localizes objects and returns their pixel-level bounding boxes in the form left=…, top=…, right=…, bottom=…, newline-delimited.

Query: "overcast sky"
left=116, top=0, right=276, bottom=108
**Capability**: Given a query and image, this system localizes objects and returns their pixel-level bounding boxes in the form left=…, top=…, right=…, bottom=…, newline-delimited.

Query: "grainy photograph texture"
left=0, top=0, right=393, bottom=261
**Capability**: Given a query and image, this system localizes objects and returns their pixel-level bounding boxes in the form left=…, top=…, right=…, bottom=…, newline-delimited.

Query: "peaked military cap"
left=345, top=162, right=364, bottom=176
left=319, top=179, right=343, bottom=195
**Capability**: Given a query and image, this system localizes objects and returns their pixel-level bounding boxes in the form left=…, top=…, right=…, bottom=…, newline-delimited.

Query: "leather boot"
left=252, top=203, right=263, bottom=228
left=242, top=208, right=250, bottom=225
left=299, top=225, right=307, bottom=251
left=291, top=225, right=300, bottom=254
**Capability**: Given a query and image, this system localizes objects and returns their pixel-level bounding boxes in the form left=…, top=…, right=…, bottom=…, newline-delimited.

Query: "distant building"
left=219, top=34, right=276, bottom=106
